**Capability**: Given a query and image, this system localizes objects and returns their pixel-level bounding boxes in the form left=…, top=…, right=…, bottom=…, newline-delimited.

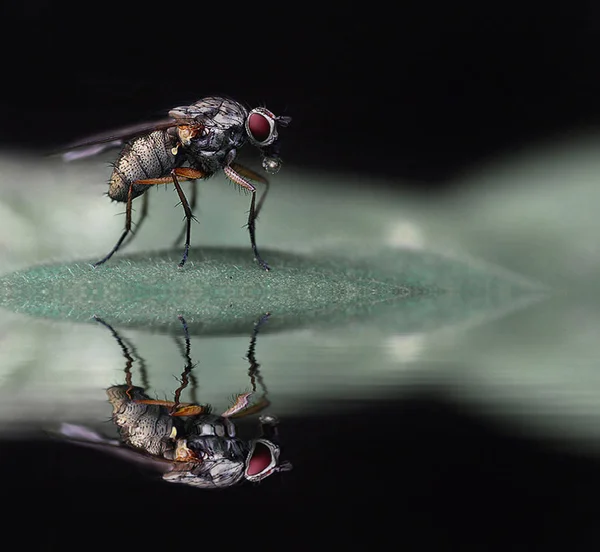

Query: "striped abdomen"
left=107, top=385, right=176, bottom=458
left=108, top=130, right=177, bottom=202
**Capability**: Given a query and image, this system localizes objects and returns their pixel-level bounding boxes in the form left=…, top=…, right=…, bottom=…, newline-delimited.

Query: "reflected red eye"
left=248, top=113, right=272, bottom=143
left=247, top=441, right=273, bottom=476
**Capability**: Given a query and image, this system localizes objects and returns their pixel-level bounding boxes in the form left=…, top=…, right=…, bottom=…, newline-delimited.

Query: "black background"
left=2, top=2, right=600, bottom=548
left=3, top=396, right=600, bottom=548
left=2, top=2, right=600, bottom=186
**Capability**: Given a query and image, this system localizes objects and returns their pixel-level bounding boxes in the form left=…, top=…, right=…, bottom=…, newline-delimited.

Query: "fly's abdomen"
left=108, top=130, right=177, bottom=202
left=107, top=385, right=176, bottom=458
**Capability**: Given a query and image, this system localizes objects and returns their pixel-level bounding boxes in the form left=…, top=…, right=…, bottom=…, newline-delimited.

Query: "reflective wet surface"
left=1, top=138, right=600, bottom=547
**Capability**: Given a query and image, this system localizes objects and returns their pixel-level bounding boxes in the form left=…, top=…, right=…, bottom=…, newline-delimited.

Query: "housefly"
left=62, top=96, right=291, bottom=270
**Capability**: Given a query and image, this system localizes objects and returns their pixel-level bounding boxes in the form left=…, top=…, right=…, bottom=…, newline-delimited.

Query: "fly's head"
left=244, top=438, right=290, bottom=482
left=163, top=436, right=291, bottom=488
left=243, top=414, right=292, bottom=483
left=164, top=414, right=292, bottom=488
left=244, top=107, right=292, bottom=174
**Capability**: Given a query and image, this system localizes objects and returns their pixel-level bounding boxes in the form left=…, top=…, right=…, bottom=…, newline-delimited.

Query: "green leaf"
left=0, top=246, right=540, bottom=335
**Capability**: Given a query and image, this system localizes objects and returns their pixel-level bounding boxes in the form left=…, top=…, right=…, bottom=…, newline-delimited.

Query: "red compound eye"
left=247, top=441, right=273, bottom=476
left=248, top=112, right=272, bottom=143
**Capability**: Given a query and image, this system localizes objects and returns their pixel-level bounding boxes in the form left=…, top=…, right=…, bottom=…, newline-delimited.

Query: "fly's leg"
left=222, top=313, right=271, bottom=419
left=171, top=314, right=195, bottom=412
left=134, top=167, right=206, bottom=268
left=225, top=396, right=271, bottom=418
left=122, top=191, right=150, bottom=249
left=171, top=315, right=199, bottom=405
left=231, top=163, right=270, bottom=219
left=133, top=399, right=207, bottom=417
left=230, top=163, right=270, bottom=269
left=133, top=314, right=206, bottom=416
left=248, top=192, right=267, bottom=270
left=93, top=315, right=144, bottom=399
left=94, top=184, right=135, bottom=267
left=224, top=163, right=270, bottom=271
left=247, top=312, right=270, bottom=393
left=171, top=172, right=193, bottom=268
left=172, top=180, right=198, bottom=247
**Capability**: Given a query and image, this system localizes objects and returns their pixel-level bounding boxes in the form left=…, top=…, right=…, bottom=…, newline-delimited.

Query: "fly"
left=62, top=96, right=291, bottom=270
left=57, top=313, right=292, bottom=489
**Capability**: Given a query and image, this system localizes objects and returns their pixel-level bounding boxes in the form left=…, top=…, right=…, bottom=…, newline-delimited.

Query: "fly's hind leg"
left=121, top=191, right=150, bottom=249
left=94, top=183, right=135, bottom=267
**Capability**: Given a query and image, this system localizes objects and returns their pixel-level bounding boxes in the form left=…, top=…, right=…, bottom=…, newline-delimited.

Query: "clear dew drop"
left=263, top=156, right=282, bottom=174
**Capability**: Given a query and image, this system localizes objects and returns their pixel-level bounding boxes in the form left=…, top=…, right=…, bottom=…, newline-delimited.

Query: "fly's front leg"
left=222, top=312, right=271, bottom=419
left=231, top=162, right=270, bottom=220
left=223, top=164, right=270, bottom=271
left=224, top=395, right=271, bottom=418
left=94, top=184, right=135, bottom=267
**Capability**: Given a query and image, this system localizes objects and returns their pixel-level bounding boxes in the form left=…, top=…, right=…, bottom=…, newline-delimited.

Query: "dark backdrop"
left=2, top=3, right=600, bottom=547
left=2, top=2, right=600, bottom=187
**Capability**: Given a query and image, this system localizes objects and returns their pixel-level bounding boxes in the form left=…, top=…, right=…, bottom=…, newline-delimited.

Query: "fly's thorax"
left=185, top=414, right=236, bottom=439
left=108, top=130, right=177, bottom=202
left=186, top=145, right=229, bottom=174
left=185, top=125, right=247, bottom=174
left=185, top=434, right=248, bottom=463
left=170, top=96, right=248, bottom=174
left=178, top=96, right=248, bottom=129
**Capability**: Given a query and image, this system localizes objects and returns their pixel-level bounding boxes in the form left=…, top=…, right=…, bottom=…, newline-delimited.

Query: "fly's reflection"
left=61, top=314, right=291, bottom=489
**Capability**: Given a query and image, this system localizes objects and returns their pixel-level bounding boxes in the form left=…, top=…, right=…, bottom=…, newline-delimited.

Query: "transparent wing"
left=56, top=423, right=174, bottom=473
left=56, top=118, right=182, bottom=161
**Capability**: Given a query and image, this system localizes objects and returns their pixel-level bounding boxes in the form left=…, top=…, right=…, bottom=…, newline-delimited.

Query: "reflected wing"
left=55, top=423, right=174, bottom=473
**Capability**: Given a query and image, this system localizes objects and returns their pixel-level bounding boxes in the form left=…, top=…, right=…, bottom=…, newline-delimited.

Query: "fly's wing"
left=57, top=103, right=216, bottom=161
left=55, top=423, right=175, bottom=474
left=57, top=118, right=180, bottom=162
